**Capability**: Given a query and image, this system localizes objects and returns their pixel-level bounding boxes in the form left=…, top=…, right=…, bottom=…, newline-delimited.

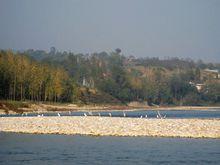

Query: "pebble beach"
left=0, top=116, right=219, bottom=138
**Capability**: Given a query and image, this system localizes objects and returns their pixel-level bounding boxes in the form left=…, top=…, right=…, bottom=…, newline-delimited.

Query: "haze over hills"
left=0, top=0, right=220, bottom=62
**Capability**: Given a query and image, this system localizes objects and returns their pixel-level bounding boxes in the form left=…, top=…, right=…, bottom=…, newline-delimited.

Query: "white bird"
left=37, top=114, right=41, bottom=117
left=145, top=114, right=148, bottom=118
left=69, top=111, right=71, bottom=115
left=41, top=114, right=44, bottom=117
left=98, top=113, right=101, bottom=117
left=88, top=112, right=93, bottom=116
left=84, top=113, right=87, bottom=116
left=156, top=111, right=166, bottom=119
left=158, top=111, right=161, bottom=117
left=109, top=113, right=112, bottom=117
left=140, top=115, right=143, bottom=118
left=57, top=113, right=61, bottom=117
left=123, top=112, right=126, bottom=117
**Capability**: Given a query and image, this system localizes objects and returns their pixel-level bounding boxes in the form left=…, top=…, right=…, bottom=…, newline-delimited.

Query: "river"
left=0, top=133, right=219, bottom=165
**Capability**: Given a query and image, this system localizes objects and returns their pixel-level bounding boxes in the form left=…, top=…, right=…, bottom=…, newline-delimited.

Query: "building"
left=202, top=69, right=219, bottom=79
left=189, top=81, right=204, bottom=92
left=195, top=84, right=204, bottom=92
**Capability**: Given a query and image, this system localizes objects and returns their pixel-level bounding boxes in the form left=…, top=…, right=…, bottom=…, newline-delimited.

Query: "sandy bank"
left=0, top=117, right=219, bottom=138
left=1, top=104, right=220, bottom=115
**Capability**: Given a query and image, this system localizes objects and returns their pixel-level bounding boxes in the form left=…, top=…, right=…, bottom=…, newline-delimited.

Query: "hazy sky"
left=0, top=0, right=219, bottom=62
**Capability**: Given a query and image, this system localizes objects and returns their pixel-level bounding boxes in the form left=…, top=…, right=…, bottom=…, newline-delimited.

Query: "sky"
left=0, top=0, right=219, bottom=62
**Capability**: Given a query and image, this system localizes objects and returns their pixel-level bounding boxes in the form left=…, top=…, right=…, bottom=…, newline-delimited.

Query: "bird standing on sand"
left=69, top=111, right=71, bottom=115
left=156, top=111, right=166, bottom=119
left=145, top=114, right=148, bottom=118
left=98, top=113, right=101, bottom=116
left=84, top=113, right=87, bottom=116
left=123, top=111, right=126, bottom=117
left=140, top=115, right=143, bottom=118
left=57, top=113, right=61, bottom=117
left=109, top=113, right=112, bottom=117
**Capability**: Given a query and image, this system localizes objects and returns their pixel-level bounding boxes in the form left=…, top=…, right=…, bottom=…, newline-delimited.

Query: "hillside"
left=0, top=48, right=220, bottom=106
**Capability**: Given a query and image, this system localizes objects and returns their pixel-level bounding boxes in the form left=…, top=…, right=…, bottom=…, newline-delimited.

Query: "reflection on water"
left=0, top=133, right=219, bottom=165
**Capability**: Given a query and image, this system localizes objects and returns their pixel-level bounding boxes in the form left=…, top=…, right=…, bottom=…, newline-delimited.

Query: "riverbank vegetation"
left=0, top=48, right=219, bottom=106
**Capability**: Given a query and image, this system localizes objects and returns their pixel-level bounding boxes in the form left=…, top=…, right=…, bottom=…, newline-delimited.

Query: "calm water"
left=0, top=133, right=219, bottom=165
left=1, top=109, right=220, bottom=119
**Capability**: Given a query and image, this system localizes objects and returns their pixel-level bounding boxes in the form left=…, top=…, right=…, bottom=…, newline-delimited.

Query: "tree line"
left=0, top=49, right=219, bottom=105
left=0, top=50, right=76, bottom=102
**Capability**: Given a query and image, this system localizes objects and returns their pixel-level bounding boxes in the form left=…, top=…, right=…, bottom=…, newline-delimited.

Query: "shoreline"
left=0, top=116, right=219, bottom=139
left=1, top=103, right=220, bottom=115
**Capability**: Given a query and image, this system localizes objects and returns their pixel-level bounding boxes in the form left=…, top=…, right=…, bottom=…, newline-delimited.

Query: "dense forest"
left=0, top=48, right=220, bottom=106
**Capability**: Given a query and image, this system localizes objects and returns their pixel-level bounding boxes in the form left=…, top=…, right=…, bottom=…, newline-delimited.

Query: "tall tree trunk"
left=13, top=78, right=16, bottom=100
left=54, top=94, right=57, bottom=102
left=39, top=83, right=42, bottom=101
left=44, top=91, right=47, bottom=101
left=20, top=84, right=23, bottom=101
left=9, top=85, right=11, bottom=100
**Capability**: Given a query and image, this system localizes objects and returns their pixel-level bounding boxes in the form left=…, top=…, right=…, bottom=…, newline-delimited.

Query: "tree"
left=170, top=74, right=196, bottom=105
left=203, top=81, right=220, bottom=103
left=50, top=47, right=56, bottom=55
left=115, top=48, right=121, bottom=54
left=195, top=67, right=201, bottom=82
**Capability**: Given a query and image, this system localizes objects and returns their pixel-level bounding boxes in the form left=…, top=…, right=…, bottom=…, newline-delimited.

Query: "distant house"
left=82, top=77, right=94, bottom=88
left=124, top=55, right=137, bottom=66
left=189, top=81, right=204, bottom=92
left=203, top=69, right=219, bottom=79
left=195, top=84, right=204, bottom=92
left=128, top=55, right=136, bottom=62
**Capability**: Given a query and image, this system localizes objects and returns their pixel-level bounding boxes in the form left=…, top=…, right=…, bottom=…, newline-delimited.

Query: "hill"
left=0, top=48, right=220, bottom=106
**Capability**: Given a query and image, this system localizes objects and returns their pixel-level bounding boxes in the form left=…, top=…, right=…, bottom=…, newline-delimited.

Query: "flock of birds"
left=19, top=110, right=166, bottom=119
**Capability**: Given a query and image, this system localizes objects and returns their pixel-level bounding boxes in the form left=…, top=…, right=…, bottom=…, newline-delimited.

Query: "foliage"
left=0, top=48, right=219, bottom=105
left=0, top=50, right=75, bottom=102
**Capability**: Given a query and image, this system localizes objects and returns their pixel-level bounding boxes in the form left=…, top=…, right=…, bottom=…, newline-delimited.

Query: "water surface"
left=1, top=109, right=220, bottom=119
left=0, top=133, right=219, bottom=165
